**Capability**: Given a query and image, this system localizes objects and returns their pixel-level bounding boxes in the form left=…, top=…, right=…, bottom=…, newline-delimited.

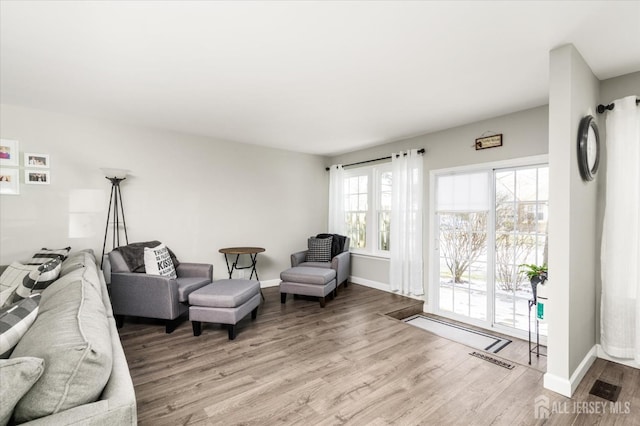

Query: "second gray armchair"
left=290, top=234, right=351, bottom=289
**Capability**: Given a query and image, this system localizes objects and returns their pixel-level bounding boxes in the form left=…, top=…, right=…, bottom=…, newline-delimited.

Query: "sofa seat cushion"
left=11, top=273, right=113, bottom=423
left=280, top=267, right=336, bottom=285
left=296, top=261, right=332, bottom=269
left=189, top=280, right=260, bottom=308
left=176, top=277, right=211, bottom=303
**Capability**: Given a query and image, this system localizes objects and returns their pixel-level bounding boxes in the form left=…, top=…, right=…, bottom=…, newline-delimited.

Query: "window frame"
left=343, top=162, right=392, bottom=258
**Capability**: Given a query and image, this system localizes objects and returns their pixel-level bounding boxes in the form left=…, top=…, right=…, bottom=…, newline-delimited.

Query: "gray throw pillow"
left=306, top=236, right=333, bottom=262
left=0, top=357, right=44, bottom=426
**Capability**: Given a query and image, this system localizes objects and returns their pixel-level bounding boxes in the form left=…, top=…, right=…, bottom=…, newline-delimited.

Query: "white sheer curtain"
left=390, top=149, right=424, bottom=296
left=601, top=95, right=640, bottom=363
left=328, top=164, right=346, bottom=235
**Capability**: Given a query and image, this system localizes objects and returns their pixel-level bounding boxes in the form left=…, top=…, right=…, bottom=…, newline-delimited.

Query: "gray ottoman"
left=188, top=279, right=261, bottom=340
left=279, top=266, right=337, bottom=308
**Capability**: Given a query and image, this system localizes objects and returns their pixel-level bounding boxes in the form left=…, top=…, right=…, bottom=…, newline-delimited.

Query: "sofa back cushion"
left=11, top=271, right=113, bottom=423
left=59, top=249, right=97, bottom=277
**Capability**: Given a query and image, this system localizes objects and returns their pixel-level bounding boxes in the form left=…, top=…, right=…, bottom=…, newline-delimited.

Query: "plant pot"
left=530, top=276, right=542, bottom=301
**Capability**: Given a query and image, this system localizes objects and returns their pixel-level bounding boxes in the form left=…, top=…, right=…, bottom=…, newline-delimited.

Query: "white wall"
left=544, top=44, right=600, bottom=397
left=0, top=104, right=328, bottom=283
left=329, top=105, right=549, bottom=294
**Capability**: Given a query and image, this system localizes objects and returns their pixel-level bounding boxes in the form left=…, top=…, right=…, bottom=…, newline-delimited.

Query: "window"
left=343, top=164, right=391, bottom=255
left=344, top=173, right=368, bottom=249
left=378, top=170, right=392, bottom=251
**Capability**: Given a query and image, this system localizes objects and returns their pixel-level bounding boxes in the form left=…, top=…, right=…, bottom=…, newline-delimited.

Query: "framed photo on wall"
left=0, top=139, right=19, bottom=167
left=25, top=169, right=50, bottom=185
left=0, top=167, right=20, bottom=195
left=24, top=152, right=50, bottom=168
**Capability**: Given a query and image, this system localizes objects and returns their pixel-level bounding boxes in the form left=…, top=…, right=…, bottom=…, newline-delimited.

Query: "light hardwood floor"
left=119, top=284, right=640, bottom=425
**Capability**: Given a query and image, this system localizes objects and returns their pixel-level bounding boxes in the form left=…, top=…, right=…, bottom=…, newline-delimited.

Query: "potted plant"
left=519, top=263, right=548, bottom=301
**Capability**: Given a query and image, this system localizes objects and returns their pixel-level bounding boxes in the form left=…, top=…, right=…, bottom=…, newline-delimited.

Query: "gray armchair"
left=107, top=249, right=212, bottom=333
left=291, top=235, right=351, bottom=288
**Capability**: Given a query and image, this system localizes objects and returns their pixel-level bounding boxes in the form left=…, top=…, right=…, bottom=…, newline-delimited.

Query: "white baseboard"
left=260, top=279, right=280, bottom=288
left=349, top=276, right=424, bottom=301
left=597, top=345, right=640, bottom=369
left=543, top=372, right=572, bottom=397
left=543, top=345, right=597, bottom=397
left=349, top=276, right=391, bottom=292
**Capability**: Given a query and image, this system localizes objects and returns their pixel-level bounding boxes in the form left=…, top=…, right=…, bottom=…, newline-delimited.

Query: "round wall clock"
left=577, top=115, right=600, bottom=182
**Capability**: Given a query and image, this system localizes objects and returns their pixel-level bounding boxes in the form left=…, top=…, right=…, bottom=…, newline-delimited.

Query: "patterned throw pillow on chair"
left=144, top=244, right=178, bottom=279
left=306, top=236, right=333, bottom=262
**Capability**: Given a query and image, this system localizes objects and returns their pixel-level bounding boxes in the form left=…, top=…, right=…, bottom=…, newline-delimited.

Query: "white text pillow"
left=143, top=244, right=177, bottom=279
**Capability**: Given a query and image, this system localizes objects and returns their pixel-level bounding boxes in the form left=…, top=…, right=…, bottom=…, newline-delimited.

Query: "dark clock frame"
left=577, top=115, right=600, bottom=182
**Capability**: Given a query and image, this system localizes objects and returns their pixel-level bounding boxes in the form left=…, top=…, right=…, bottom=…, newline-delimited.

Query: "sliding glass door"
left=433, top=161, right=548, bottom=337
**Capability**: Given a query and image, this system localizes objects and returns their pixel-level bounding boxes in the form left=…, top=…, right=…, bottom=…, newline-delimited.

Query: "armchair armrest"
left=176, top=262, right=213, bottom=280
left=109, top=272, right=182, bottom=320
left=331, top=251, right=351, bottom=285
left=291, top=250, right=308, bottom=267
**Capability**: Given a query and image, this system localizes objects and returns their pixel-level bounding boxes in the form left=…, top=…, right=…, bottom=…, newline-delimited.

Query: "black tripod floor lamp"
left=101, top=168, right=130, bottom=266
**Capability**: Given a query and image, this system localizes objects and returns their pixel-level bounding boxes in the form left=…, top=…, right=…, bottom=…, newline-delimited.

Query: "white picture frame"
left=0, top=167, right=20, bottom=195
left=0, top=139, right=19, bottom=167
left=24, top=152, right=50, bottom=168
left=25, top=169, right=50, bottom=185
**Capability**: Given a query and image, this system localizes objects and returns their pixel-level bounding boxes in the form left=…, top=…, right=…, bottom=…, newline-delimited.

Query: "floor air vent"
left=589, top=380, right=621, bottom=402
left=469, top=351, right=515, bottom=370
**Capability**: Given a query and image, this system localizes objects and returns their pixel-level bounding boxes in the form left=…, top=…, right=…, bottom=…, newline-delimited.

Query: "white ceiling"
left=1, top=1, right=639, bottom=156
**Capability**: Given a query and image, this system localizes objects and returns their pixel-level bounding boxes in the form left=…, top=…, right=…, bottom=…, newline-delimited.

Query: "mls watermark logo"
left=534, top=395, right=550, bottom=419
left=533, top=394, right=631, bottom=419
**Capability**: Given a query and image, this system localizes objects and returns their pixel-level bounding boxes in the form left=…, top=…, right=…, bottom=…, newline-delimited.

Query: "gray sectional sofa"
left=1, top=250, right=136, bottom=425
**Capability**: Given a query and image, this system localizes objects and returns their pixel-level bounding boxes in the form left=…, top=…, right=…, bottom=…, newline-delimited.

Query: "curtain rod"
left=325, top=148, right=425, bottom=171
left=597, top=98, right=640, bottom=114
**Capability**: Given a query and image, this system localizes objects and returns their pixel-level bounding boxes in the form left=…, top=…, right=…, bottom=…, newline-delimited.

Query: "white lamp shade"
left=100, top=168, right=130, bottom=179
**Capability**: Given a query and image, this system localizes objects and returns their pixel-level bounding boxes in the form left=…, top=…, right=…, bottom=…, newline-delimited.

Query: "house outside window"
left=343, top=163, right=392, bottom=256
